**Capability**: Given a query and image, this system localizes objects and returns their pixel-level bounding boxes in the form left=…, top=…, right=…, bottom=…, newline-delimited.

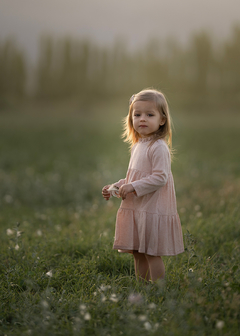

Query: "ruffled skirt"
left=113, top=208, right=184, bottom=256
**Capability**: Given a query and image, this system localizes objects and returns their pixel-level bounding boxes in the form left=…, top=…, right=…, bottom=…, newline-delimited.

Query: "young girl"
left=102, top=89, right=184, bottom=282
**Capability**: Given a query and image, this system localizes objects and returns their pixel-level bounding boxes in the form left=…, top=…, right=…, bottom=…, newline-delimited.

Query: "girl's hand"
left=102, top=185, right=111, bottom=201
left=119, top=184, right=135, bottom=200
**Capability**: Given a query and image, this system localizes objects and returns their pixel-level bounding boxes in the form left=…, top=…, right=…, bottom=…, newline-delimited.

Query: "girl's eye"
left=148, top=114, right=154, bottom=117
left=134, top=114, right=140, bottom=117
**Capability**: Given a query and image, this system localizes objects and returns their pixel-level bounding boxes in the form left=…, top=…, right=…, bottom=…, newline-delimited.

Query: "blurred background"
left=0, top=0, right=239, bottom=221
left=1, top=0, right=240, bottom=109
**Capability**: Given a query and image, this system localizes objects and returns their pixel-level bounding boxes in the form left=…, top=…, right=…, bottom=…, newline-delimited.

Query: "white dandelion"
left=216, top=320, right=225, bottom=330
left=46, top=270, right=53, bottom=277
left=84, top=312, right=91, bottom=321
left=36, top=230, right=42, bottom=236
left=138, top=315, right=147, bottom=321
left=110, top=294, right=118, bottom=303
left=6, top=229, right=14, bottom=236
left=144, top=321, right=152, bottom=330
left=128, top=293, right=143, bottom=305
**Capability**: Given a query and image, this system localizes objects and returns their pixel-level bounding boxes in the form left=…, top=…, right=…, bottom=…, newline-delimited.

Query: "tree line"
left=1, top=25, right=240, bottom=109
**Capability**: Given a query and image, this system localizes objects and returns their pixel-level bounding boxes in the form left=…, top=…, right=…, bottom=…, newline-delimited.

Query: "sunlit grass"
left=0, top=102, right=239, bottom=335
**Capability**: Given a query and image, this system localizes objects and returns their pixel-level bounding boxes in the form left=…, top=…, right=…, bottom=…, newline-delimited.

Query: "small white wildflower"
left=216, top=320, right=225, bottom=330
left=84, top=312, right=91, bottom=321
left=100, top=284, right=107, bottom=291
left=148, top=303, right=156, bottom=309
left=79, top=304, right=86, bottom=311
left=93, top=291, right=97, bottom=296
left=196, top=212, right=202, bottom=218
left=188, top=268, right=193, bottom=272
left=4, top=194, right=13, bottom=203
left=198, top=277, right=203, bottom=282
left=41, top=300, right=49, bottom=309
left=144, top=321, right=152, bottom=330
left=110, top=294, right=118, bottom=302
left=36, top=230, right=42, bottom=236
left=194, top=205, right=201, bottom=211
left=154, top=323, right=160, bottom=330
left=46, top=270, right=53, bottom=277
left=128, top=293, right=143, bottom=305
left=138, top=315, right=147, bottom=321
left=101, top=294, right=106, bottom=302
left=6, top=229, right=14, bottom=236
left=15, top=244, right=20, bottom=251
left=17, top=231, right=22, bottom=237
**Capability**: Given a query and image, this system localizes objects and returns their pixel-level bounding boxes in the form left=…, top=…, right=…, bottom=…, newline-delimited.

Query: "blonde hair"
left=122, top=89, right=173, bottom=150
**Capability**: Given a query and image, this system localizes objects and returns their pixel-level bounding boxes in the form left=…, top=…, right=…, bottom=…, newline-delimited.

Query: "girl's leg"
left=133, top=251, right=150, bottom=282
left=145, top=255, right=165, bottom=281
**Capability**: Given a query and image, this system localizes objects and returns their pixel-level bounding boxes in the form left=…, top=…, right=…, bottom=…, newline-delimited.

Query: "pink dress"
left=113, top=136, right=184, bottom=256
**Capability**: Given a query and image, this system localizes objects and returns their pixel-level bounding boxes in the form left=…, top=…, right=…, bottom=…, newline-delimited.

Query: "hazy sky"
left=1, top=0, right=240, bottom=61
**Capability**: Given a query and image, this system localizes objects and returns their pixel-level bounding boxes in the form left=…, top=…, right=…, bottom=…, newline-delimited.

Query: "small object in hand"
left=108, top=184, right=120, bottom=198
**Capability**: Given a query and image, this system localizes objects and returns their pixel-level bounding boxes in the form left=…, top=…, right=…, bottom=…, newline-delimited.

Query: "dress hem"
left=113, top=245, right=185, bottom=257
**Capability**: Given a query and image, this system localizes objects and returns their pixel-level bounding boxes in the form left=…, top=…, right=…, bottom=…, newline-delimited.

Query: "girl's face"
left=132, top=100, right=165, bottom=138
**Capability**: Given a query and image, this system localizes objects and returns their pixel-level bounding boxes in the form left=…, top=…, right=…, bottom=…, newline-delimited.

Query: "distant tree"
left=0, top=39, right=26, bottom=103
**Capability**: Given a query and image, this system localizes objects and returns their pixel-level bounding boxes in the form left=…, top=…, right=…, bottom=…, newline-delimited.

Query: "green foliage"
left=0, top=103, right=240, bottom=335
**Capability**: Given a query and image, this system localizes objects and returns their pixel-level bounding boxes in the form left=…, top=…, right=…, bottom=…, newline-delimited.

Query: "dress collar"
left=138, top=134, right=158, bottom=143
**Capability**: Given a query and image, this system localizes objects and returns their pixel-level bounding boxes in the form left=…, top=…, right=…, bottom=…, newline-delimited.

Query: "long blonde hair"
left=122, top=89, right=173, bottom=151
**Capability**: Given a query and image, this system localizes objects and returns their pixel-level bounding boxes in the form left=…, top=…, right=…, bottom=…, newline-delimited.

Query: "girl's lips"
left=139, top=125, right=147, bottom=127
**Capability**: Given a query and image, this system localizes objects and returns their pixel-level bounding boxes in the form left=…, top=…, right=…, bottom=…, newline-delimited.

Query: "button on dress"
left=113, top=136, right=184, bottom=256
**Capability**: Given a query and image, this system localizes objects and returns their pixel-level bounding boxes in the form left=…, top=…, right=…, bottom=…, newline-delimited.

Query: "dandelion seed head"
left=194, top=205, right=200, bottom=211
left=79, top=304, right=86, bottom=311
left=36, top=230, right=42, bottom=236
left=128, top=293, right=143, bottom=305
left=148, top=303, right=156, bottom=309
left=4, top=194, right=13, bottom=203
left=198, top=277, right=203, bottom=282
left=110, top=294, right=118, bottom=302
left=138, top=315, right=147, bottom=321
left=101, top=294, right=106, bottom=302
left=100, top=284, right=107, bottom=291
left=144, top=321, right=152, bottom=330
left=84, top=312, right=91, bottom=321
left=196, top=212, right=202, bottom=218
left=15, top=244, right=20, bottom=251
left=41, top=300, right=49, bottom=309
left=6, top=229, right=14, bottom=236
left=216, top=320, right=225, bottom=330
left=46, top=270, right=53, bottom=277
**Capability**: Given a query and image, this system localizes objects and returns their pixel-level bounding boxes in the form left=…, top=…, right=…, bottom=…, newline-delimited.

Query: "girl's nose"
left=140, top=115, right=146, bottom=121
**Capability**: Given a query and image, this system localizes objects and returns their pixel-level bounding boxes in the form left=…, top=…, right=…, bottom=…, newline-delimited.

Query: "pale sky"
left=1, top=0, right=240, bottom=61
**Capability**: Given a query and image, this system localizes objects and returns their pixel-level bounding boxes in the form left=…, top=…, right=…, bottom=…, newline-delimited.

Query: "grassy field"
left=0, top=100, right=240, bottom=336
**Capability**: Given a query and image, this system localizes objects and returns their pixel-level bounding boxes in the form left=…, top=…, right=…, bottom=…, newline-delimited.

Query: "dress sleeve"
left=131, top=143, right=170, bottom=197
left=114, top=179, right=126, bottom=188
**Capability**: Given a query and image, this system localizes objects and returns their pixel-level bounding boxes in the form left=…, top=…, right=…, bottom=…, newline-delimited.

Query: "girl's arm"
left=131, top=144, right=170, bottom=197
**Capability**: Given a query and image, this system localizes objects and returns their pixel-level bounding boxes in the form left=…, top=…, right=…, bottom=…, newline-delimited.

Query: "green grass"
left=0, top=101, right=240, bottom=335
